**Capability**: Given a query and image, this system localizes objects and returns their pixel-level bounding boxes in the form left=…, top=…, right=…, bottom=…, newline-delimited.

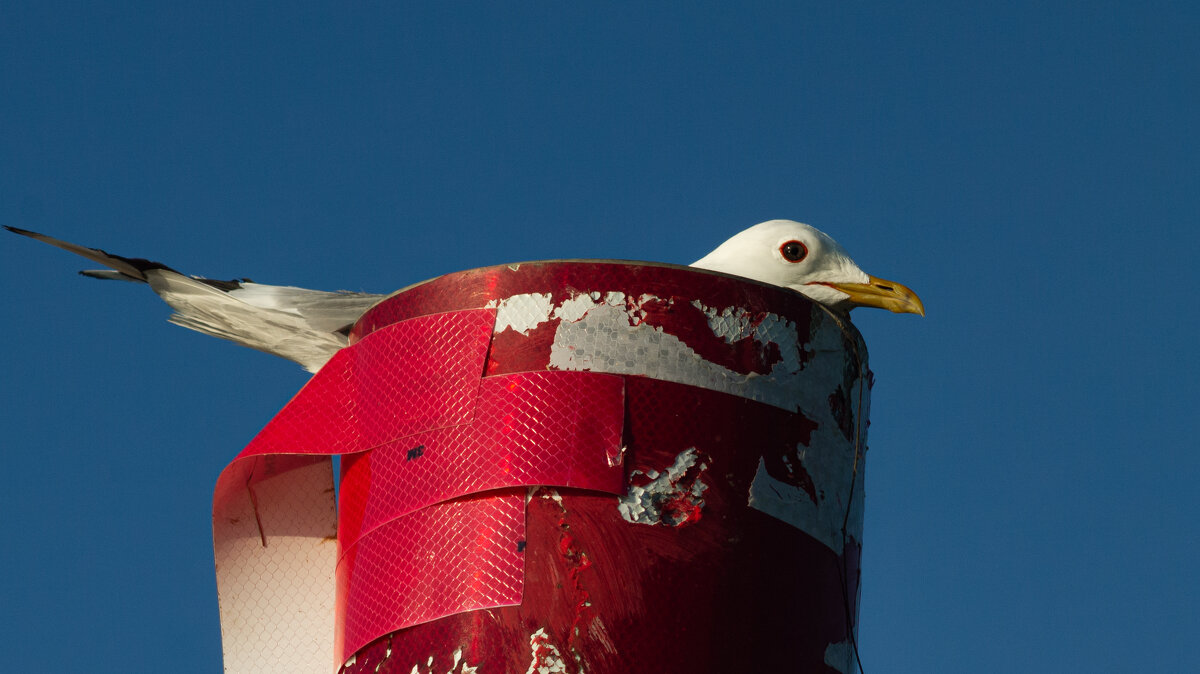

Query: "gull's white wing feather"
left=5, top=226, right=386, bottom=372
left=146, top=271, right=383, bottom=372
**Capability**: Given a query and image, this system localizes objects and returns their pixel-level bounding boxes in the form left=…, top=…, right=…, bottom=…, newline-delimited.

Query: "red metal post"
left=213, top=261, right=870, bottom=673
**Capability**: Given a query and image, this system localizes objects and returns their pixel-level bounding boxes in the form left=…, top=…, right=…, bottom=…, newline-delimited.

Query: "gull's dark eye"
left=780, top=240, right=808, bottom=262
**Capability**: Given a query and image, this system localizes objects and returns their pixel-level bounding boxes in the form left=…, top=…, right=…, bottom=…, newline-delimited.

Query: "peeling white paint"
left=487, top=291, right=811, bottom=411
left=546, top=294, right=807, bottom=411
left=525, top=628, right=568, bottom=674
left=824, top=638, right=855, bottom=673
left=618, top=447, right=708, bottom=526
left=747, top=319, right=868, bottom=553
left=553, top=292, right=602, bottom=322
left=690, top=301, right=804, bottom=374
left=491, top=292, right=553, bottom=335
left=691, top=302, right=754, bottom=343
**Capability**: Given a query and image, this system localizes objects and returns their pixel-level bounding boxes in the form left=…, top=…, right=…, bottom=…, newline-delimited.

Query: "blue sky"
left=2, top=3, right=1197, bottom=672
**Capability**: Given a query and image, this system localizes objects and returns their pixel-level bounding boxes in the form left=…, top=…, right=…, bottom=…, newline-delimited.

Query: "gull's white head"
left=691, top=219, right=924, bottom=315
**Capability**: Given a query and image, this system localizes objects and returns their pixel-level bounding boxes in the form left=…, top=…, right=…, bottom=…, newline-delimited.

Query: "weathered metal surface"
left=213, top=261, right=870, bottom=673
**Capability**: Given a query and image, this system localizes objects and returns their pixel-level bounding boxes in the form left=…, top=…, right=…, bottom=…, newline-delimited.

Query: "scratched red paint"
left=331, top=262, right=869, bottom=674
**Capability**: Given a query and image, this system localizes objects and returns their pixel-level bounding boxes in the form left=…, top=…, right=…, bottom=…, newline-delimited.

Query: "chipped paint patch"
left=619, top=447, right=709, bottom=526
left=393, top=646, right=482, bottom=674
left=692, top=302, right=754, bottom=343
left=488, top=291, right=811, bottom=411
left=451, top=647, right=481, bottom=674
left=553, top=292, right=604, bottom=322
left=747, top=318, right=868, bottom=553
left=824, top=638, right=855, bottom=673
left=691, top=301, right=804, bottom=370
left=547, top=294, right=806, bottom=411
left=525, top=628, right=569, bottom=674
left=491, top=292, right=553, bottom=335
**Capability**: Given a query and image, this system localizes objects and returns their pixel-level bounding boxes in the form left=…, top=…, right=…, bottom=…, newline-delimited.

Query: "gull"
left=6, top=219, right=921, bottom=372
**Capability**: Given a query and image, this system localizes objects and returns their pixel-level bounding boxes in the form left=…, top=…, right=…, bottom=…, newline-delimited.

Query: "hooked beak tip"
left=822, top=275, right=925, bottom=316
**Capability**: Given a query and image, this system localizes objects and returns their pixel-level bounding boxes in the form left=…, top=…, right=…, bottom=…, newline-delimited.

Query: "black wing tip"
left=5, top=226, right=164, bottom=282
left=199, top=278, right=246, bottom=292
left=8, top=227, right=244, bottom=289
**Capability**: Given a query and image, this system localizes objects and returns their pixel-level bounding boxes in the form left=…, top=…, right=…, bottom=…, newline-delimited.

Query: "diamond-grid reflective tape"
left=237, top=308, right=496, bottom=459
left=337, top=371, right=625, bottom=554
left=335, top=491, right=527, bottom=665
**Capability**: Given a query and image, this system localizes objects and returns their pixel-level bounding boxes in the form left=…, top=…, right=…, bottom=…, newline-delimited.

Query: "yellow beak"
left=820, top=275, right=925, bottom=316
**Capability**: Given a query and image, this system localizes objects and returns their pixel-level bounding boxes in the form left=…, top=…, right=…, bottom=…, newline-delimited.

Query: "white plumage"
left=6, top=226, right=383, bottom=372
left=6, top=220, right=921, bottom=372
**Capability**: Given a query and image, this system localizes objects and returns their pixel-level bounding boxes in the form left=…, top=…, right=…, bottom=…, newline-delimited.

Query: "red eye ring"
left=779, top=240, right=808, bottom=262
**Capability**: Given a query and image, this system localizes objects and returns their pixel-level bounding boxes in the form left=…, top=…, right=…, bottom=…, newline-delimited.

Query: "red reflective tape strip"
left=334, top=491, right=526, bottom=665
left=337, top=371, right=625, bottom=555
left=236, top=308, right=495, bottom=459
